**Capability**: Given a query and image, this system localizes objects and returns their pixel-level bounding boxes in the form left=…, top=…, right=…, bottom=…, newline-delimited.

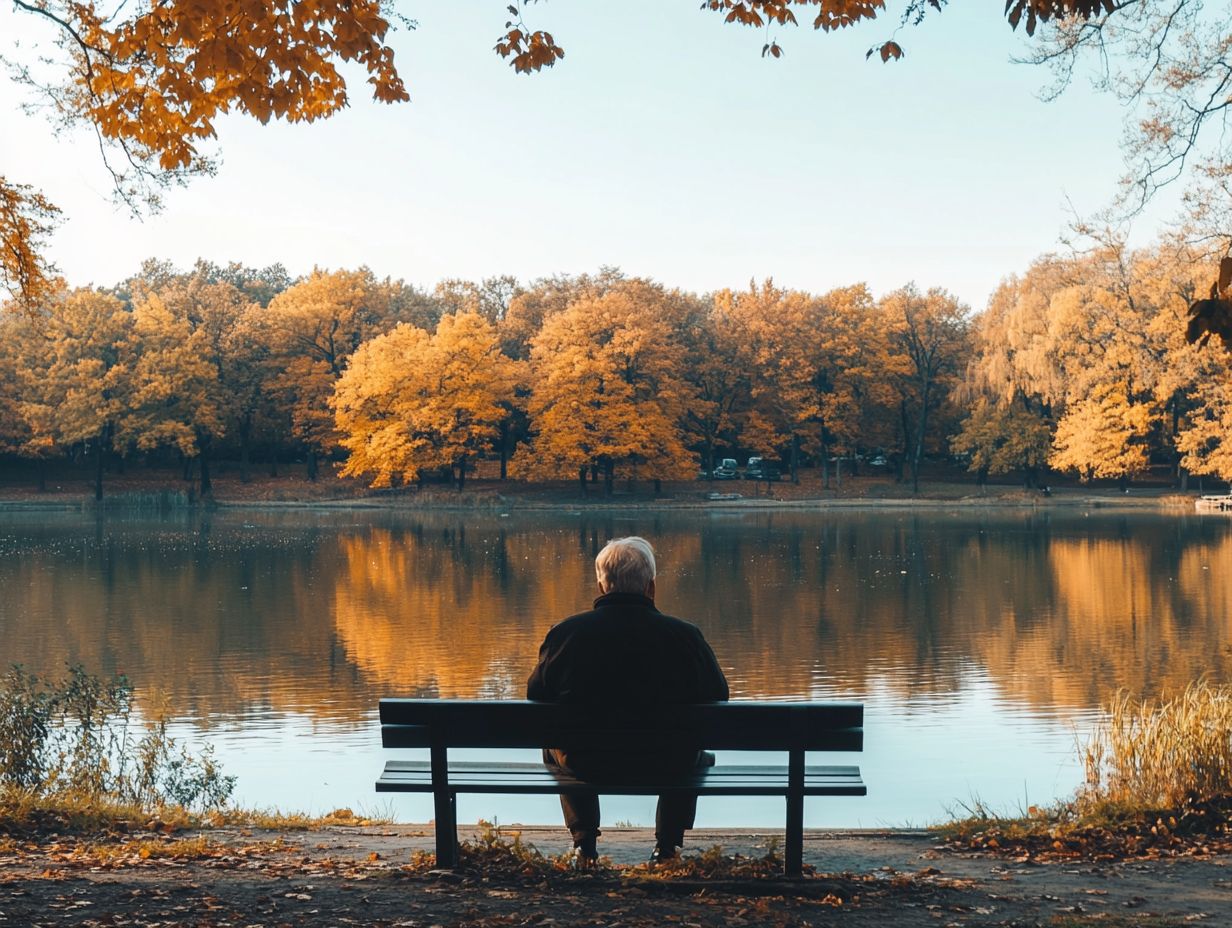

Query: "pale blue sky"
left=1, top=1, right=1178, bottom=311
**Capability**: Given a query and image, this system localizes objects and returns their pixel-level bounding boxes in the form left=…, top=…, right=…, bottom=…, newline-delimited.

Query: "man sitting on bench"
left=526, top=536, right=730, bottom=867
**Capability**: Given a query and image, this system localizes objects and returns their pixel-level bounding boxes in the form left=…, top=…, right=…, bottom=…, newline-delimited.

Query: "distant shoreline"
left=0, top=487, right=1204, bottom=514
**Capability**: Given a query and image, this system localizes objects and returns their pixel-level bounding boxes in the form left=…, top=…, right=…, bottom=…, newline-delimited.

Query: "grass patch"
left=0, top=789, right=393, bottom=838
left=0, top=788, right=196, bottom=836
left=945, top=681, right=1232, bottom=859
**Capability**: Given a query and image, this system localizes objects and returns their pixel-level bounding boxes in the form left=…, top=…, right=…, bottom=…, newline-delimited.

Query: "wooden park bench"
left=376, top=699, right=865, bottom=876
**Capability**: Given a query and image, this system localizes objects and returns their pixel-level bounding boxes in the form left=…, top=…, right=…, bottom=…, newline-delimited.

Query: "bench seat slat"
left=376, top=760, right=866, bottom=797
left=379, top=700, right=863, bottom=752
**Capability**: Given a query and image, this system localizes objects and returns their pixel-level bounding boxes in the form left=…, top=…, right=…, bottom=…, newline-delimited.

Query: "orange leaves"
left=332, top=313, right=521, bottom=488
left=700, top=1, right=800, bottom=29
left=495, top=2, right=565, bottom=73
left=867, top=40, right=903, bottom=62
left=15, top=0, right=410, bottom=179
left=494, top=30, right=565, bottom=74
left=516, top=283, right=697, bottom=483
left=0, top=178, right=61, bottom=310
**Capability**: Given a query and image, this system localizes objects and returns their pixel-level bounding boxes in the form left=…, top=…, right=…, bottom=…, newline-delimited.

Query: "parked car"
left=869, top=455, right=889, bottom=467
left=701, top=458, right=740, bottom=480
left=744, top=456, right=782, bottom=481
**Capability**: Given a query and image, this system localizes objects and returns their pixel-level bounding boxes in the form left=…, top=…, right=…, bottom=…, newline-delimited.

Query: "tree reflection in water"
left=2, top=507, right=1231, bottom=818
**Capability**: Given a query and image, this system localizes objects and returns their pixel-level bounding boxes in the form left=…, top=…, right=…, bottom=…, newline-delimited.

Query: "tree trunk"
left=603, top=459, right=614, bottom=497
left=654, top=477, right=662, bottom=494
left=911, top=379, right=931, bottom=495
left=820, top=421, right=830, bottom=490
left=268, top=446, right=278, bottom=478
left=182, top=454, right=194, bottom=482
left=94, top=437, right=104, bottom=502
left=455, top=458, right=466, bottom=492
left=897, top=401, right=911, bottom=485
left=499, top=421, right=509, bottom=481
left=199, top=447, right=212, bottom=497
left=578, top=466, right=588, bottom=496
left=307, top=450, right=318, bottom=481
left=239, top=416, right=252, bottom=484
left=790, top=434, right=800, bottom=484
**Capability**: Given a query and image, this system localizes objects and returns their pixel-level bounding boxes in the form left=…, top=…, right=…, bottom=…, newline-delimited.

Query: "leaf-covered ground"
left=1, top=824, right=1230, bottom=927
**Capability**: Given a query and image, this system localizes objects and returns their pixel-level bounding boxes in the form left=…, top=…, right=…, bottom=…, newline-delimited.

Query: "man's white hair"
left=595, top=536, right=657, bottom=594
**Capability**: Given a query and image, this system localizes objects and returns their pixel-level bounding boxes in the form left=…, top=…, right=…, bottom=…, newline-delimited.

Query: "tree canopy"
left=2, top=0, right=1173, bottom=310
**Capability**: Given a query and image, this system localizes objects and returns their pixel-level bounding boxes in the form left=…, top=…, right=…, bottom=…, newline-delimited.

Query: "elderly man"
left=526, top=536, right=729, bottom=866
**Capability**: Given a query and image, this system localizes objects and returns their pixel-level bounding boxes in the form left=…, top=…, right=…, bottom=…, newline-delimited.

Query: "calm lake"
left=3, top=505, right=1230, bottom=829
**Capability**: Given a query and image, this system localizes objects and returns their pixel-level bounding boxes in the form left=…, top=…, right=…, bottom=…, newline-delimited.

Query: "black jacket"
left=526, top=592, right=729, bottom=705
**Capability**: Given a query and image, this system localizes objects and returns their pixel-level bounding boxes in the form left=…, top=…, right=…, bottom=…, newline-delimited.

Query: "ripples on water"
left=2, top=507, right=1228, bottom=827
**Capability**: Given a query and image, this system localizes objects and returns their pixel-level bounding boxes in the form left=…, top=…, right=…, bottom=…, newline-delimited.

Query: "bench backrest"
left=380, top=699, right=863, bottom=752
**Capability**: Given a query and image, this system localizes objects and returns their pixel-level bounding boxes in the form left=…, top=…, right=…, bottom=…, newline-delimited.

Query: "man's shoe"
left=574, top=838, right=598, bottom=870
left=648, top=843, right=678, bottom=865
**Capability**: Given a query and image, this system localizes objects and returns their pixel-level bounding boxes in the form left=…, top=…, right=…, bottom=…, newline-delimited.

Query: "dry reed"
left=1080, top=680, right=1232, bottom=814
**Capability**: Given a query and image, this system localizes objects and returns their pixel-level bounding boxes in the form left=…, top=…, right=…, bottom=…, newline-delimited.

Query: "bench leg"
left=785, top=792, right=803, bottom=877
left=785, top=748, right=804, bottom=877
left=433, top=788, right=458, bottom=868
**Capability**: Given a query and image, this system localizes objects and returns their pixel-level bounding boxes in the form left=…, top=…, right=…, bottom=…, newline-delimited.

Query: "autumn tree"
left=1176, top=371, right=1232, bottom=488
left=123, top=271, right=269, bottom=494
left=675, top=294, right=754, bottom=475
left=332, top=312, right=521, bottom=490
left=717, top=282, right=824, bottom=483
left=0, top=313, right=38, bottom=464
left=516, top=282, right=696, bottom=495
left=0, top=180, right=60, bottom=311
left=879, top=286, right=971, bottom=492
left=17, top=288, right=133, bottom=500
left=809, top=284, right=893, bottom=487
left=1050, top=383, right=1153, bottom=484
left=112, top=291, right=224, bottom=487
left=260, top=268, right=423, bottom=479
left=951, top=398, right=1053, bottom=488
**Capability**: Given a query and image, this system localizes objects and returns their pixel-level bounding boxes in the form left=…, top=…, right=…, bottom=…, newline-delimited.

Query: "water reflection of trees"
left=3, top=512, right=1232, bottom=721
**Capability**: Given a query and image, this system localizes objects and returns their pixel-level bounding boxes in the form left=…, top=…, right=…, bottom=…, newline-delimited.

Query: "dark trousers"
left=543, top=748, right=712, bottom=848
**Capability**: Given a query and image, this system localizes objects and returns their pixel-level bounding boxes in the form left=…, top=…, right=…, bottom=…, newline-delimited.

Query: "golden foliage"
left=514, top=283, right=697, bottom=485
left=0, top=179, right=60, bottom=310
left=332, top=312, right=522, bottom=488
left=4, top=1, right=409, bottom=305
left=261, top=268, right=407, bottom=457
left=17, top=0, right=407, bottom=176
left=113, top=291, right=222, bottom=456
left=16, top=288, right=132, bottom=452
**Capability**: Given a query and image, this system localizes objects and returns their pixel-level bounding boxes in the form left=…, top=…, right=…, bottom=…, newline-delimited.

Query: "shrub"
left=0, top=665, right=234, bottom=813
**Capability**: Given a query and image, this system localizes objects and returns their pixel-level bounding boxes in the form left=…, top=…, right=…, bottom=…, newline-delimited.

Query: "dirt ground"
left=2, top=824, right=1228, bottom=927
